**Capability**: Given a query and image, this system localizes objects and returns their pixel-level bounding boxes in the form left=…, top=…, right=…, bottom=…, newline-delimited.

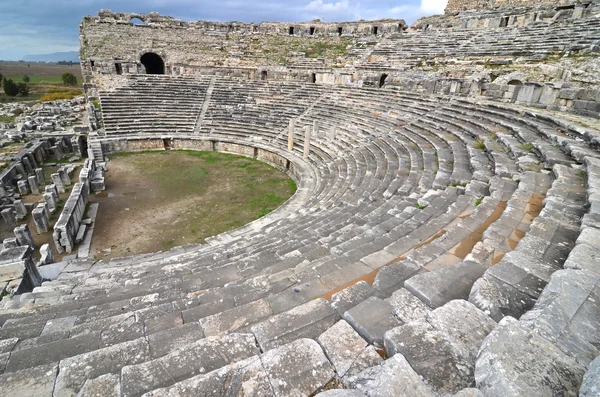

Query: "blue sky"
left=0, top=0, right=448, bottom=60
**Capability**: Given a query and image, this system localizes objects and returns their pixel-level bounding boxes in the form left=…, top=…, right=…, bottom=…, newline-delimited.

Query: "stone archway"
left=140, top=52, right=165, bottom=75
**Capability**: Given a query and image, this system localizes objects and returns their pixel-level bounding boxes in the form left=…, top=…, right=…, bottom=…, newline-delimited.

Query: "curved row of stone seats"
left=362, top=16, right=600, bottom=68
left=99, top=75, right=213, bottom=135
left=2, top=80, right=599, bottom=395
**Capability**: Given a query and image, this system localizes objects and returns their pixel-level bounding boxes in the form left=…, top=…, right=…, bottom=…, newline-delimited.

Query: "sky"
left=0, top=0, right=448, bottom=60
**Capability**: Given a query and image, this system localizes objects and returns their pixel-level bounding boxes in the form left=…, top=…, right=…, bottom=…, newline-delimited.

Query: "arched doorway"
left=140, top=53, right=165, bottom=75
left=379, top=74, right=388, bottom=88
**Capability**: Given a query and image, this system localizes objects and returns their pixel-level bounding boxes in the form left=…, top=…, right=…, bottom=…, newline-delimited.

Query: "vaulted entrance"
left=140, top=52, right=165, bottom=75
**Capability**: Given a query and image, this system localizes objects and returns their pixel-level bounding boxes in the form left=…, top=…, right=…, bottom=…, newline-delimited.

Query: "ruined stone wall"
left=80, top=10, right=406, bottom=89
left=445, top=0, right=587, bottom=12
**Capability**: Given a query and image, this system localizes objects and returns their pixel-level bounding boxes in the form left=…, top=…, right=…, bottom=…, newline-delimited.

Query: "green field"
left=0, top=61, right=83, bottom=103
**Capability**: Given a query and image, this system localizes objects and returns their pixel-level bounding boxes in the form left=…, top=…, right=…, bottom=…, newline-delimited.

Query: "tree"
left=2, top=78, right=19, bottom=97
left=23, top=75, right=30, bottom=82
left=0, top=72, right=3, bottom=83
left=17, top=83, right=29, bottom=97
left=61, top=72, right=77, bottom=86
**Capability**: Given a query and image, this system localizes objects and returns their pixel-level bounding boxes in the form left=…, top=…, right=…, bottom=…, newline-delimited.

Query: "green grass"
left=475, top=197, right=484, bottom=206
left=520, top=143, right=534, bottom=153
left=474, top=138, right=486, bottom=151
left=0, top=115, right=15, bottom=123
left=5, top=74, right=65, bottom=84
left=415, top=203, right=428, bottom=210
left=577, top=171, right=588, bottom=179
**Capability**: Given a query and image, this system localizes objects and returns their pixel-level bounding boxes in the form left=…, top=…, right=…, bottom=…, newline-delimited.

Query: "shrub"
left=22, top=75, right=30, bottom=82
left=40, top=87, right=81, bottom=102
left=61, top=72, right=78, bottom=86
left=16, top=83, right=29, bottom=97
left=2, top=78, right=19, bottom=97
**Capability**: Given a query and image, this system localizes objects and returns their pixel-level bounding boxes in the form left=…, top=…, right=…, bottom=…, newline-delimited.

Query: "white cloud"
left=420, top=0, right=448, bottom=14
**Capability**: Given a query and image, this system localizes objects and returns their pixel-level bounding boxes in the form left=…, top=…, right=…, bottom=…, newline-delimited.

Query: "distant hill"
left=22, top=51, right=79, bottom=63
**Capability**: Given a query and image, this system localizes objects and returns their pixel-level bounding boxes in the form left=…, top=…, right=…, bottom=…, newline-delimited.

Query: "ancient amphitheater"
left=1, top=0, right=600, bottom=395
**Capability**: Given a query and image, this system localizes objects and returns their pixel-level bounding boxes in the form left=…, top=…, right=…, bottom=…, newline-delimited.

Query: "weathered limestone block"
left=45, top=184, right=59, bottom=200
left=0, top=246, right=41, bottom=289
left=142, top=357, right=272, bottom=397
left=43, top=192, right=57, bottom=213
left=17, top=180, right=29, bottom=195
left=260, top=338, right=336, bottom=397
left=330, top=280, right=379, bottom=315
left=120, top=334, right=258, bottom=397
left=13, top=200, right=27, bottom=220
left=3, top=238, right=18, bottom=249
left=78, top=374, right=121, bottom=397
left=51, top=173, right=66, bottom=194
left=405, top=261, right=486, bottom=308
left=39, top=244, right=55, bottom=266
left=35, top=167, right=46, bottom=185
left=27, top=176, right=39, bottom=195
left=475, top=317, right=586, bottom=397
left=343, top=296, right=399, bottom=347
left=21, top=157, right=34, bottom=175
left=385, top=288, right=430, bottom=324
left=32, top=207, right=49, bottom=234
left=58, top=167, right=71, bottom=186
left=37, top=202, right=49, bottom=219
left=345, top=353, right=435, bottom=396
left=317, top=320, right=382, bottom=379
left=519, top=269, right=600, bottom=366
left=54, top=338, right=150, bottom=397
left=252, top=298, right=339, bottom=351
left=14, top=224, right=35, bottom=249
left=580, top=356, right=600, bottom=397
left=384, top=320, right=471, bottom=394
left=1, top=208, right=16, bottom=228
left=0, top=363, right=58, bottom=397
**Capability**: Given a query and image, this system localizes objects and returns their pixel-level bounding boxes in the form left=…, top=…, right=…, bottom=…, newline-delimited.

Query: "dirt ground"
left=89, top=151, right=296, bottom=260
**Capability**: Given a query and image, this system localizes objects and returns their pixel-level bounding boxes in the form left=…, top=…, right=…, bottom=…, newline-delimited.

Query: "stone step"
left=384, top=300, right=496, bottom=394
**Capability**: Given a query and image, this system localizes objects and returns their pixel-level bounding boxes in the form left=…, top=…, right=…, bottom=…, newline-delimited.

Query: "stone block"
left=475, top=317, right=586, bottom=397
left=405, top=261, right=486, bottom=309
left=27, top=176, right=39, bottom=195
left=32, top=207, right=49, bottom=234
left=14, top=224, right=35, bottom=249
left=35, top=168, right=45, bottom=185
left=345, top=354, right=435, bottom=396
left=343, top=296, right=399, bottom=347
left=317, top=320, right=382, bottom=379
left=1, top=208, right=16, bottom=228
left=13, top=200, right=27, bottom=220
left=252, top=298, right=339, bottom=351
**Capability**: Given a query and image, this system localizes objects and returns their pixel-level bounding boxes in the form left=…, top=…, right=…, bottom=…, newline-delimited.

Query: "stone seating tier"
left=1, top=74, right=599, bottom=396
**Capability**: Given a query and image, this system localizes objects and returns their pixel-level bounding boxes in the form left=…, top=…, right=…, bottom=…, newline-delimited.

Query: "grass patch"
left=520, top=143, right=534, bottom=153
left=0, top=115, right=15, bottom=123
left=474, top=138, right=486, bottom=151
left=415, top=203, right=428, bottom=210
left=475, top=197, right=484, bottom=206
left=452, top=182, right=467, bottom=187
left=577, top=171, right=588, bottom=179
